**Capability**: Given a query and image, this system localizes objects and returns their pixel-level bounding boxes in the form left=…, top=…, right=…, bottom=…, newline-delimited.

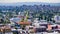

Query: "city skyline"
left=0, top=0, right=60, bottom=3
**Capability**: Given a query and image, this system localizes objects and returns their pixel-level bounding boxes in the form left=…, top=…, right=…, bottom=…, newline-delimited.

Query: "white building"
left=10, top=17, right=22, bottom=25
left=54, top=15, right=60, bottom=23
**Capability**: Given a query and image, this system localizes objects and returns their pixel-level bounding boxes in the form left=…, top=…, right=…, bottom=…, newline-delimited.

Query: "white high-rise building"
left=18, top=12, right=24, bottom=16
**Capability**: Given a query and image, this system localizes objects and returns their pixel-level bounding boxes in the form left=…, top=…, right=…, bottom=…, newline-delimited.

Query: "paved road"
left=0, top=32, right=60, bottom=34
left=35, top=32, right=60, bottom=34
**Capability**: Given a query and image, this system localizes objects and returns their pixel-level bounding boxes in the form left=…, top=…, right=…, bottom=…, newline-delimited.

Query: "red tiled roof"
left=18, top=21, right=31, bottom=25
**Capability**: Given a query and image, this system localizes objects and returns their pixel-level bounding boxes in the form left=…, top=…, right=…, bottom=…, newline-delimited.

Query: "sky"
left=0, top=0, right=60, bottom=3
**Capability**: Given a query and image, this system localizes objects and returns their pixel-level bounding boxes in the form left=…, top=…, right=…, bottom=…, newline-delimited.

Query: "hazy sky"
left=0, top=0, right=60, bottom=3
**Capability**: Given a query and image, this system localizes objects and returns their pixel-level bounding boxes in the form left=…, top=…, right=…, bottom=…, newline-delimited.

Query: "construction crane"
left=24, top=11, right=29, bottom=22
left=18, top=11, right=31, bottom=29
left=20, top=11, right=29, bottom=22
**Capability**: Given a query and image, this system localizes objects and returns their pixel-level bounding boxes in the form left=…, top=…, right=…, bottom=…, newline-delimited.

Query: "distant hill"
left=0, top=2, right=60, bottom=6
